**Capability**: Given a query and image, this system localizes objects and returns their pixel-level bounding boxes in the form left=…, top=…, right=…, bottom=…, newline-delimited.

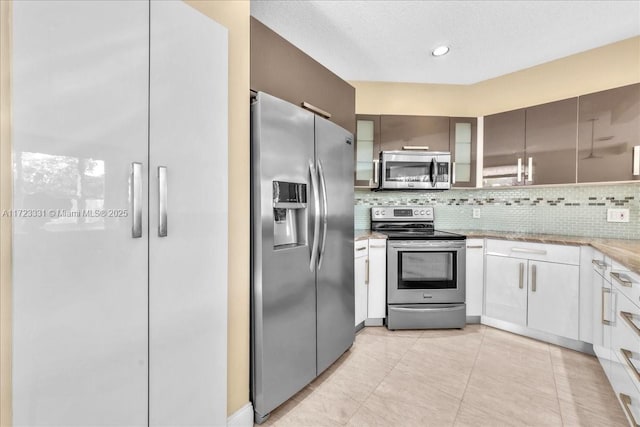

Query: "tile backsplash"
left=355, top=183, right=640, bottom=239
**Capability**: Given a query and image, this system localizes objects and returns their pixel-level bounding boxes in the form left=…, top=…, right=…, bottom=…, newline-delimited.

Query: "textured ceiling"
left=250, top=0, right=640, bottom=85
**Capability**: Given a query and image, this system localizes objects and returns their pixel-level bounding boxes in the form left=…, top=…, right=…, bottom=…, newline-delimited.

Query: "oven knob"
left=420, top=210, right=425, bottom=215
left=374, top=210, right=380, bottom=216
left=380, top=211, right=385, bottom=216
left=414, top=210, right=419, bottom=215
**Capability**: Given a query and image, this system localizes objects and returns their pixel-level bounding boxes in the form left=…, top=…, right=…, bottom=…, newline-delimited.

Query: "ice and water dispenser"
left=272, top=181, right=307, bottom=248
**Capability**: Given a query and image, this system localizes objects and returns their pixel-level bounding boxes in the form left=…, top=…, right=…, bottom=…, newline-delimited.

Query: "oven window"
left=385, top=161, right=430, bottom=182
left=398, top=251, right=457, bottom=289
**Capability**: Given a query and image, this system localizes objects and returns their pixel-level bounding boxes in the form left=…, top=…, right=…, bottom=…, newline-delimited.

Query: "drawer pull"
left=356, top=247, right=367, bottom=252
left=591, top=259, right=607, bottom=269
left=519, top=262, right=524, bottom=290
left=466, top=245, right=483, bottom=249
left=611, top=271, right=633, bottom=288
left=402, top=146, right=430, bottom=151
left=511, top=247, right=547, bottom=255
left=620, top=393, right=640, bottom=427
left=621, top=311, right=640, bottom=338
left=621, top=349, right=640, bottom=383
left=369, top=245, right=386, bottom=249
left=602, top=287, right=613, bottom=326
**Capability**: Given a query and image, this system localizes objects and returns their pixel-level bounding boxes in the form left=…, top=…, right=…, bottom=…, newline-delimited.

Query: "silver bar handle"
left=356, top=246, right=367, bottom=252
left=602, top=287, right=613, bottom=326
left=527, top=157, right=533, bottom=182
left=621, top=349, right=640, bottom=382
left=592, top=259, right=607, bottom=269
left=317, top=160, right=329, bottom=270
left=511, top=247, right=547, bottom=255
left=531, top=264, right=537, bottom=292
left=309, top=161, right=320, bottom=272
left=611, top=271, right=633, bottom=288
left=430, top=158, right=437, bottom=187
left=131, top=162, right=142, bottom=238
left=620, top=394, right=640, bottom=427
left=372, top=159, right=379, bottom=187
left=301, top=101, right=331, bottom=119
left=402, top=146, right=429, bottom=150
left=519, top=262, right=524, bottom=289
left=452, top=162, right=456, bottom=184
left=365, top=259, right=369, bottom=285
left=621, top=311, right=640, bottom=338
left=158, top=166, right=167, bottom=237
left=369, top=245, right=386, bottom=249
left=466, top=245, right=483, bottom=249
left=517, top=158, right=522, bottom=182
left=633, top=146, right=640, bottom=176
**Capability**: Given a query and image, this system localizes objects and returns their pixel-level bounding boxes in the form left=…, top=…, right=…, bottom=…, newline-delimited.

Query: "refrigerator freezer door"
left=314, top=117, right=355, bottom=374
left=252, top=92, right=318, bottom=417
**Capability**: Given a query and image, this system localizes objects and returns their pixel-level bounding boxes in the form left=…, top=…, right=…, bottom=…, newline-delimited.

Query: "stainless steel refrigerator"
left=251, top=92, right=355, bottom=423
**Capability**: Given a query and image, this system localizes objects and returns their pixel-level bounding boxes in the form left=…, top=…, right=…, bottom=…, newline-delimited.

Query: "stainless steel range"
left=371, top=206, right=466, bottom=330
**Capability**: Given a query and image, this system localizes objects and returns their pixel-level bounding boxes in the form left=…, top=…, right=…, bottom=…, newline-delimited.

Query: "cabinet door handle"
left=621, top=311, right=640, bottom=338
left=372, top=159, right=379, bottom=187
left=519, top=262, right=524, bottom=289
left=527, top=157, right=533, bottom=182
left=452, top=162, right=456, bottom=184
left=611, top=271, right=633, bottom=288
left=356, top=246, right=367, bottom=252
left=517, top=158, right=522, bottom=183
left=531, top=264, right=537, bottom=292
left=602, top=287, right=613, bottom=326
left=511, top=247, right=547, bottom=255
left=365, top=258, right=369, bottom=285
left=620, top=393, right=640, bottom=427
left=131, top=162, right=142, bottom=238
left=592, top=259, right=607, bottom=269
left=633, top=146, right=640, bottom=176
left=301, top=102, right=331, bottom=119
left=621, top=349, right=640, bottom=382
left=402, top=146, right=429, bottom=150
left=466, top=245, right=483, bottom=249
left=158, top=166, right=167, bottom=237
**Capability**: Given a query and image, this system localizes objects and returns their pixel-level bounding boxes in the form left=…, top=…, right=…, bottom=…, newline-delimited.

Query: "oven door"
left=380, top=152, right=434, bottom=189
left=387, top=240, right=465, bottom=304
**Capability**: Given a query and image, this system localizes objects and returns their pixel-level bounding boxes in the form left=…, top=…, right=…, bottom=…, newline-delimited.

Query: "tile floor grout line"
left=451, top=325, right=488, bottom=425
left=547, top=343, right=567, bottom=426
left=343, top=333, right=421, bottom=426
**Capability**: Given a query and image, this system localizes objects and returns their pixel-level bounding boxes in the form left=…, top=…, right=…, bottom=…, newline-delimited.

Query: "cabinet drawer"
left=611, top=347, right=640, bottom=427
left=485, top=239, right=579, bottom=265
left=354, top=239, right=368, bottom=257
left=610, top=261, right=640, bottom=309
left=613, top=290, right=640, bottom=395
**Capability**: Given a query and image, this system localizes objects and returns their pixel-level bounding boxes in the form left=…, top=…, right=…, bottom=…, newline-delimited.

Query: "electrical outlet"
left=472, top=208, right=481, bottom=219
left=607, top=208, right=629, bottom=223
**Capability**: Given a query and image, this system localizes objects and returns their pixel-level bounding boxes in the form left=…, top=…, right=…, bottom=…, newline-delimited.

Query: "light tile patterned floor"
left=258, top=325, right=628, bottom=427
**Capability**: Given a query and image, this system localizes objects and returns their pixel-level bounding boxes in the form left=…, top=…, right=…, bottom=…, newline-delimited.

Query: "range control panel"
left=371, top=206, right=434, bottom=221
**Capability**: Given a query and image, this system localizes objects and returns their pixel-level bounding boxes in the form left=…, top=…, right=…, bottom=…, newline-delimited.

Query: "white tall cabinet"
left=12, top=1, right=228, bottom=426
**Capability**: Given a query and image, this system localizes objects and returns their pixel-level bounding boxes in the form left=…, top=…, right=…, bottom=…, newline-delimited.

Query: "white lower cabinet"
left=354, top=240, right=369, bottom=327
left=465, top=239, right=484, bottom=318
left=527, top=260, right=579, bottom=340
left=485, top=255, right=528, bottom=326
left=367, top=239, right=387, bottom=321
left=484, top=240, right=581, bottom=341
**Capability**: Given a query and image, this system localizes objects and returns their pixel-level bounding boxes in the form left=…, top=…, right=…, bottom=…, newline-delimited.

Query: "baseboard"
left=481, top=316, right=595, bottom=355
left=466, top=315, right=481, bottom=324
left=355, top=321, right=365, bottom=333
left=364, top=318, right=384, bottom=326
left=227, top=402, right=254, bottom=427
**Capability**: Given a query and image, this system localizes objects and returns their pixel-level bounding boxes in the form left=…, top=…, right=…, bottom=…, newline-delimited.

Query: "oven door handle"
left=389, top=242, right=465, bottom=249
left=392, top=306, right=463, bottom=313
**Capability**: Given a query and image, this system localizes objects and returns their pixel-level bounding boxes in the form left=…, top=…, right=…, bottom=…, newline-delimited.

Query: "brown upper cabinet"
left=250, top=17, right=356, bottom=135
left=380, top=115, right=450, bottom=152
left=354, top=115, right=381, bottom=188
left=450, top=117, right=477, bottom=188
left=577, top=83, right=640, bottom=183
left=525, top=98, right=578, bottom=185
left=483, top=109, right=526, bottom=186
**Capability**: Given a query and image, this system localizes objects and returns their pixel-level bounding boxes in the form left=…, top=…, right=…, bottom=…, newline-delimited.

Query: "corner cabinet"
left=355, top=115, right=381, bottom=188
left=450, top=117, right=477, bottom=187
left=577, top=83, right=640, bottom=183
left=11, top=2, right=228, bottom=425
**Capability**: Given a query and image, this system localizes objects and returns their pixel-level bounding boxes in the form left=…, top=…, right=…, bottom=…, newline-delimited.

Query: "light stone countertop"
left=354, top=229, right=387, bottom=241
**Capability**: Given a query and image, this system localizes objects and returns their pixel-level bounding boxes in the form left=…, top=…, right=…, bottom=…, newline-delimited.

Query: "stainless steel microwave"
left=379, top=151, right=451, bottom=190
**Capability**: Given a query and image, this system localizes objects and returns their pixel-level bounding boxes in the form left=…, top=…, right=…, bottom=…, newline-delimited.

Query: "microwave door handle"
left=430, top=158, right=437, bottom=187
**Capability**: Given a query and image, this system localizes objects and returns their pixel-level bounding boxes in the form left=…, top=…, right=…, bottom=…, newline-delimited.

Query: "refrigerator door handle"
left=131, top=162, right=143, bottom=238
left=309, top=160, right=321, bottom=272
left=158, top=166, right=168, bottom=237
left=317, top=159, right=329, bottom=270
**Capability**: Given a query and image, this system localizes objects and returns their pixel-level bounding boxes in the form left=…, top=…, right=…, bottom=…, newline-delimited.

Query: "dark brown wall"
left=250, top=17, right=356, bottom=135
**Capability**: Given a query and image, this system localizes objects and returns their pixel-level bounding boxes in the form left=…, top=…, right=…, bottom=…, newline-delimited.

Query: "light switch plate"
left=607, top=208, right=629, bottom=223
left=473, top=208, right=481, bottom=219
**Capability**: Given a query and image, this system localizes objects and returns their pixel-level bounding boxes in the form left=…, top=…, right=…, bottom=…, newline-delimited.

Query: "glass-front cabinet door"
left=450, top=117, right=477, bottom=188
left=354, top=115, right=381, bottom=188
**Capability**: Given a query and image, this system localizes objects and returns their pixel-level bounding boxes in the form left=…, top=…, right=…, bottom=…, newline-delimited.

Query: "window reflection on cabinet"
left=577, top=83, right=640, bottom=183
left=450, top=117, right=477, bottom=187
left=355, top=115, right=380, bottom=188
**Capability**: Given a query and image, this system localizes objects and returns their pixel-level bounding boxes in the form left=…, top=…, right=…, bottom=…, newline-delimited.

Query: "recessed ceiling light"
left=432, top=45, right=450, bottom=57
